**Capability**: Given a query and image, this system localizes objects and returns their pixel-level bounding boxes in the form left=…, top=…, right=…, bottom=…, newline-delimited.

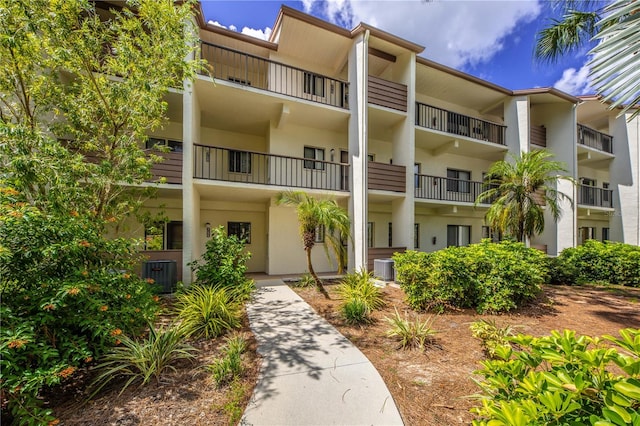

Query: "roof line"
left=416, top=56, right=512, bottom=95
left=199, top=21, right=278, bottom=51
left=352, top=23, right=424, bottom=53
left=271, top=5, right=352, bottom=42
left=513, top=87, right=579, bottom=103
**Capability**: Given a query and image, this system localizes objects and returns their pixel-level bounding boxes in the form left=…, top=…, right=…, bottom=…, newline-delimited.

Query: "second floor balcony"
left=577, top=184, right=613, bottom=208
left=200, top=41, right=349, bottom=109
left=193, top=145, right=349, bottom=192
left=415, top=174, right=494, bottom=204
left=578, top=124, right=613, bottom=154
left=416, top=102, right=506, bottom=146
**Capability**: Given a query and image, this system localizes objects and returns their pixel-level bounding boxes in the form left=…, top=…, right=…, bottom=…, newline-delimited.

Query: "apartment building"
left=133, top=5, right=639, bottom=284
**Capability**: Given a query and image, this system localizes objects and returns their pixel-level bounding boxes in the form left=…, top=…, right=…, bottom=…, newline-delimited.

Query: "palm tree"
left=535, top=0, right=640, bottom=118
left=475, top=150, right=574, bottom=244
left=276, top=191, right=351, bottom=298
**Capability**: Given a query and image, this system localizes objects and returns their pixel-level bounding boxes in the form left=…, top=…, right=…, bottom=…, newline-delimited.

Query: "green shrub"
left=175, top=285, right=241, bottom=339
left=385, top=308, right=438, bottom=350
left=291, top=273, right=316, bottom=288
left=0, top=190, right=158, bottom=424
left=470, top=319, right=514, bottom=359
left=551, top=240, right=640, bottom=287
left=471, top=328, right=640, bottom=425
left=189, top=226, right=254, bottom=302
left=209, top=334, right=248, bottom=388
left=91, top=324, right=197, bottom=396
left=394, top=240, right=546, bottom=313
left=337, top=270, right=384, bottom=324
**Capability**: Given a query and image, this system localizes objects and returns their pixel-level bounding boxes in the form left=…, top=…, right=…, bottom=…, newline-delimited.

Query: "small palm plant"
left=337, top=269, right=385, bottom=325
left=385, top=308, right=438, bottom=350
left=175, top=285, right=241, bottom=339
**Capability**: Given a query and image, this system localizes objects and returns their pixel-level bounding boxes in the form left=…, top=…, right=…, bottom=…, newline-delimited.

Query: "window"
left=144, top=221, right=183, bottom=250
left=414, top=223, right=420, bottom=249
left=304, top=72, right=325, bottom=97
left=315, top=225, right=325, bottom=243
left=304, top=146, right=325, bottom=170
left=580, top=227, right=595, bottom=244
left=228, top=222, right=251, bottom=244
left=447, top=225, right=471, bottom=247
left=367, top=154, right=375, bottom=162
left=229, top=150, right=251, bottom=173
left=482, top=226, right=500, bottom=243
left=146, top=137, right=183, bottom=152
left=603, top=182, right=610, bottom=203
left=414, top=163, right=421, bottom=189
left=388, top=222, right=393, bottom=247
left=602, top=227, right=610, bottom=242
left=580, top=178, right=597, bottom=204
left=447, top=168, right=471, bottom=193
left=367, top=222, right=374, bottom=248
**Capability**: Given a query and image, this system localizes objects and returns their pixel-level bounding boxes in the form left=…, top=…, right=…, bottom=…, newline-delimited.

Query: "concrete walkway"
left=242, top=279, right=404, bottom=426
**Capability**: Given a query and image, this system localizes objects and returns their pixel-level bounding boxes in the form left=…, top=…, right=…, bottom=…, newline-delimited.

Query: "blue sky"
left=200, top=0, right=596, bottom=95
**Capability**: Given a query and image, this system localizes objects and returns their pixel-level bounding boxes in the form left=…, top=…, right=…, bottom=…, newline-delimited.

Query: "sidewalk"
left=242, top=279, right=404, bottom=426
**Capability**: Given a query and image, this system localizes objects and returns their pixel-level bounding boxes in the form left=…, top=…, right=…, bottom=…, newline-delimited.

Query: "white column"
left=504, top=96, right=530, bottom=156
left=348, top=32, right=369, bottom=272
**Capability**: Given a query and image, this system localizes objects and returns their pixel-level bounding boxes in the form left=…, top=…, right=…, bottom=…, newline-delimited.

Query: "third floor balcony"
left=577, top=124, right=613, bottom=154
left=199, top=41, right=349, bottom=109
left=415, top=103, right=506, bottom=146
left=577, top=184, right=613, bottom=208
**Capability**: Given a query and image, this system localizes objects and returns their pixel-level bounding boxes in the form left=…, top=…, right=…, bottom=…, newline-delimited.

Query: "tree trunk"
left=306, top=247, right=329, bottom=299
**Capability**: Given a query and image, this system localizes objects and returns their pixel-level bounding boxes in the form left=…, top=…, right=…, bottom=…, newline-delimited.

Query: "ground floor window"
left=447, top=225, right=471, bottom=247
left=481, top=226, right=501, bottom=243
left=315, top=225, right=325, bottom=243
left=367, top=222, right=374, bottom=248
left=602, top=227, right=610, bottom=242
left=414, top=223, right=420, bottom=249
left=144, top=221, right=183, bottom=250
left=388, top=222, right=393, bottom=247
left=580, top=226, right=596, bottom=244
left=228, top=222, right=251, bottom=244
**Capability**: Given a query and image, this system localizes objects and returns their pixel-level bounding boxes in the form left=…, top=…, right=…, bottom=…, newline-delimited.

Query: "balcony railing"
left=368, top=162, right=406, bottom=192
left=415, top=103, right=506, bottom=145
left=193, top=145, right=349, bottom=192
left=150, top=151, right=182, bottom=184
left=578, top=124, right=613, bottom=154
left=577, top=184, right=613, bottom=208
left=368, top=75, right=407, bottom=112
left=415, top=174, right=495, bottom=204
left=530, top=125, right=547, bottom=148
left=200, top=41, right=349, bottom=109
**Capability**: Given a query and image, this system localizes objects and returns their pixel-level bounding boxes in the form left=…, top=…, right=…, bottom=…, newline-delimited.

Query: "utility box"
left=143, top=260, right=177, bottom=294
left=373, top=258, right=395, bottom=281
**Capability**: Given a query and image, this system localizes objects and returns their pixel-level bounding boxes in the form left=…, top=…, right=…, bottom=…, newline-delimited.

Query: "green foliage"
left=175, top=285, right=242, bottom=339
left=0, top=190, right=158, bottom=425
left=551, top=240, right=640, bottom=287
left=337, top=270, right=384, bottom=324
left=470, top=320, right=515, bottom=359
left=276, top=191, right=351, bottom=296
left=216, top=378, right=249, bottom=426
left=385, top=308, right=438, bottom=350
left=189, top=226, right=254, bottom=302
left=91, top=324, right=197, bottom=397
left=471, top=328, right=640, bottom=425
left=394, top=240, right=547, bottom=313
left=476, top=150, right=573, bottom=243
left=292, top=273, right=316, bottom=288
left=209, top=334, right=248, bottom=388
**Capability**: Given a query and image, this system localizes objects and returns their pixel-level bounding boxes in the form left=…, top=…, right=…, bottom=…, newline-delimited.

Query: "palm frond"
left=535, top=11, right=601, bottom=63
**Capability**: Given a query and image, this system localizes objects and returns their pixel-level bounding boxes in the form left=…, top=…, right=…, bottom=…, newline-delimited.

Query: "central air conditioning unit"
left=373, top=258, right=395, bottom=281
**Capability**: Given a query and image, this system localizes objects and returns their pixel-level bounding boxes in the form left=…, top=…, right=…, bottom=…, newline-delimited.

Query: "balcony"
left=577, top=184, right=613, bottom=208
left=193, top=145, right=349, bottom=192
left=368, top=76, right=407, bottom=112
left=530, top=125, right=547, bottom=148
left=578, top=124, right=613, bottom=154
left=150, top=151, right=182, bottom=184
left=415, top=174, right=494, bottom=204
left=200, top=41, right=349, bottom=109
left=368, top=162, right=406, bottom=192
left=416, top=103, right=506, bottom=145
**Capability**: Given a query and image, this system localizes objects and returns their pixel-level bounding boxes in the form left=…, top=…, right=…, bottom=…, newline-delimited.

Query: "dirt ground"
left=294, top=283, right=640, bottom=426
left=46, top=304, right=260, bottom=426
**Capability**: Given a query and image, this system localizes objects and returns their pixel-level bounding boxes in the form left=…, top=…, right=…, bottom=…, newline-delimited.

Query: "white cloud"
left=207, top=19, right=271, bottom=41
left=553, top=64, right=592, bottom=95
left=301, top=0, right=541, bottom=69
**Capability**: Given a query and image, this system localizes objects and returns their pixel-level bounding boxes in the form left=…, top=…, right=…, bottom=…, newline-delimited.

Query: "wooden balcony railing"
left=368, top=75, right=407, bottom=112
left=193, top=145, right=349, bottom=192
left=578, top=124, right=613, bottom=154
left=415, top=174, right=495, bottom=204
left=415, top=102, right=506, bottom=145
left=530, top=125, right=547, bottom=148
left=150, top=151, right=182, bottom=184
left=577, top=184, right=613, bottom=208
left=368, top=162, right=406, bottom=192
left=200, top=41, right=349, bottom=109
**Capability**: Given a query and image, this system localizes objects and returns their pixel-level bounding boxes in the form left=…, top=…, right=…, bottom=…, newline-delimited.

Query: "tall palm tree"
left=276, top=191, right=351, bottom=298
left=475, top=150, right=574, bottom=244
left=535, top=0, right=640, bottom=118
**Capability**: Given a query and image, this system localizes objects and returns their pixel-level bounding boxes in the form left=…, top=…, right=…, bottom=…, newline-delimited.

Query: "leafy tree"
left=475, top=150, right=573, bottom=243
left=535, top=0, right=640, bottom=118
left=276, top=191, right=351, bottom=298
